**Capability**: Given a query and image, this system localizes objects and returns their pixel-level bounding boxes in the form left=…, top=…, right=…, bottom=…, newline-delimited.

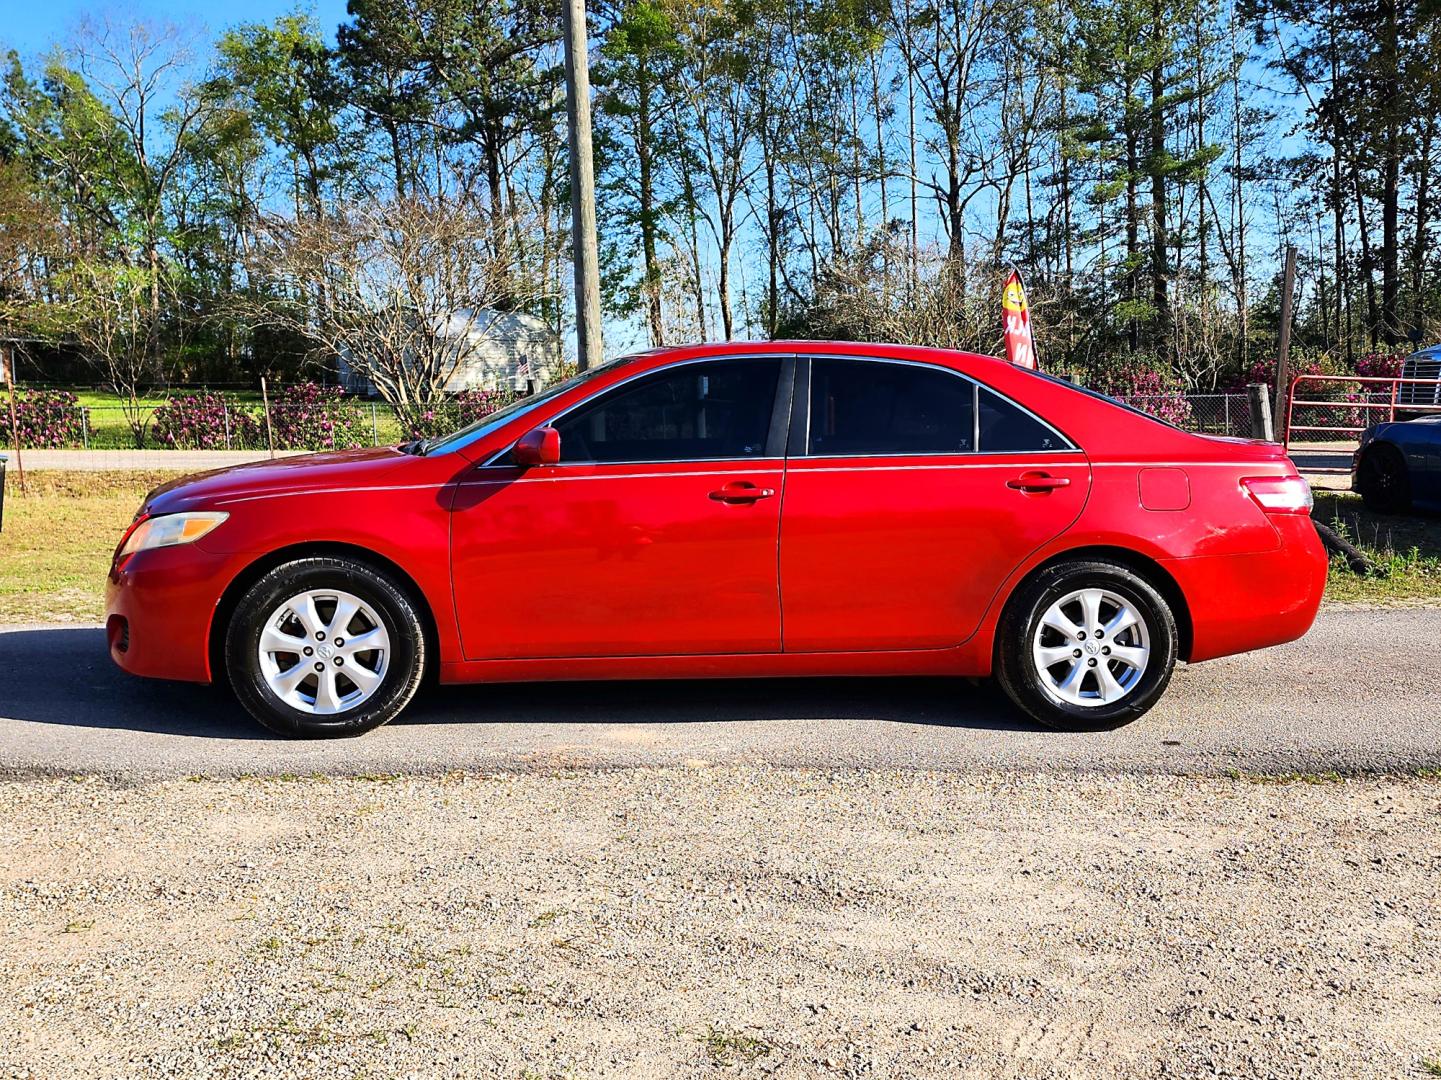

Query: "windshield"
left=419, top=355, right=633, bottom=455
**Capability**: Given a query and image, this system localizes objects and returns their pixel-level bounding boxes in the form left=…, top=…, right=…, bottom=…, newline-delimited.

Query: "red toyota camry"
left=106, top=342, right=1326, bottom=738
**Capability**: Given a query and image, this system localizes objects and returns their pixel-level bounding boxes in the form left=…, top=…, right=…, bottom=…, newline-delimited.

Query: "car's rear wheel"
left=995, top=560, right=1178, bottom=731
left=1356, top=442, right=1411, bottom=513
left=225, top=556, right=425, bottom=738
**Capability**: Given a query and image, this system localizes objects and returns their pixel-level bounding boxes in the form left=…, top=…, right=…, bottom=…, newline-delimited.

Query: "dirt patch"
left=2, top=769, right=1439, bottom=1078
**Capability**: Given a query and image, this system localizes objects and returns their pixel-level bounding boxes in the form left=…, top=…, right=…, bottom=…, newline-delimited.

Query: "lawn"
left=2, top=473, right=1438, bottom=626
left=34, top=388, right=405, bottom=449
left=1312, top=490, right=1441, bottom=604
left=0, top=471, right=171, bottom=623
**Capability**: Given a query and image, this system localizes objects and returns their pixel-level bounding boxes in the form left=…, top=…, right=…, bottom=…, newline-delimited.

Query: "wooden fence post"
left=1248, top=383, right=1274, bottom=441
left=1272, top=245, right=1298, bottom=437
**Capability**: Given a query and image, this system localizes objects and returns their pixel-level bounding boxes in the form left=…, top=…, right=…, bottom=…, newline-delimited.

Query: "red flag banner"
left=1002, top=269, right=1038, bottom=371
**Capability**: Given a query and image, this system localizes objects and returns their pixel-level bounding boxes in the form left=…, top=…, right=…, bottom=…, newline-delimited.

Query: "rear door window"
left=807, top=358, right=974, bottom=455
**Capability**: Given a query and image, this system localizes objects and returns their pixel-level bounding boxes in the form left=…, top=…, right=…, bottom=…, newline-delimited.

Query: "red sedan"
left=106, top=342, right=1326, bottom=737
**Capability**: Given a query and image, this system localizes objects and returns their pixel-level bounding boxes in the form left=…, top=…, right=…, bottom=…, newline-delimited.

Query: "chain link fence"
left=1114, top=392, right=1258, bottom=438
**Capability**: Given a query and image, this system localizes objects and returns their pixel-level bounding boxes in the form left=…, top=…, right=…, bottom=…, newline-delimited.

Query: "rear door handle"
left=1007, top=472, right=1071, bottom=493
left=709, top=481, right=776, bottom=504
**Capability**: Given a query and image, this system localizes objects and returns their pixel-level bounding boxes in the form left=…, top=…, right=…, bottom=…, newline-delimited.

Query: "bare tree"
left=789, top=233, right=1006, bottom=351
left=246, top=195, right=548, bottom=434
left=70, top=17, right=216, bottom=340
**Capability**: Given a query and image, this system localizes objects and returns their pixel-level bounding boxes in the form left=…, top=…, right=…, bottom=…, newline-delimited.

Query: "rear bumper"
left=1165, top=514, right=1328, bottom=663
left=105, top=545, right=241, bottom=683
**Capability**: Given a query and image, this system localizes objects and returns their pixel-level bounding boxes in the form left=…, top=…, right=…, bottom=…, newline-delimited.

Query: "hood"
left=143, top=446, right=416, bottom=514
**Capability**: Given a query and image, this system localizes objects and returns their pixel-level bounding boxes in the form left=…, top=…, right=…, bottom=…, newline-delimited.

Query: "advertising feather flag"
left=1002, top=268, right=1038, bottom=370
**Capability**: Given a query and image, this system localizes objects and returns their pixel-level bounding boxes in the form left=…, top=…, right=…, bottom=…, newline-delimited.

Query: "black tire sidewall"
left=997, top=561, right=1177, bottom=732
left=226, top=557, right=425, bottom=738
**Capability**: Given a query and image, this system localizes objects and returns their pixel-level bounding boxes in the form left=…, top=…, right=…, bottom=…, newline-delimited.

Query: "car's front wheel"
left=995, top=559, right=1178, bottom=731
left=225, top=556, right=426, bottom=737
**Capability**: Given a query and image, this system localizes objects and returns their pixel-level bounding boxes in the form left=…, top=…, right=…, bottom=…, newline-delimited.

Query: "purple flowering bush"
left=0, top=390, right=88, bottom=448
left=151, top=392, right=262, bottom=450
left=1240, top=352, right=1387, bottom=432
left=270, top=382, right=368, bottom=450
left=402, top=388, right=518, bottom=441
left=1086, top=364, right=1194, bottom=428
left=1236, top=353, right=1328, bottom=392
left=1355, top=351, right=1406, bottom=380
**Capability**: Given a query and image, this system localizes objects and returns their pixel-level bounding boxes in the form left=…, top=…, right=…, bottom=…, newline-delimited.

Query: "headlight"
left=118, top=511, right=229, bottom=559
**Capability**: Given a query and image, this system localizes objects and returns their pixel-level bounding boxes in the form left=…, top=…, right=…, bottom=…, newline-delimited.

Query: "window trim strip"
left=480, top=353, right=795, bottom=468
left=796, top=353, right=1077, bottom=458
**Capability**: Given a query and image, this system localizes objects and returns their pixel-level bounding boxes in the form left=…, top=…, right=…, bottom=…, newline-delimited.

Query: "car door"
left=779, top=356, right=1091, bottom=652
left=450, top=356, right=792, bottom=660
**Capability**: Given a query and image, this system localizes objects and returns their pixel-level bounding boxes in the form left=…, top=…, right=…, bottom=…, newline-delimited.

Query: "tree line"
left=0, top=0, right=1436, bottom=423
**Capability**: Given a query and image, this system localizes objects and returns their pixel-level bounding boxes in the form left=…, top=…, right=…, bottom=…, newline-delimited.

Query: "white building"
left=337, top=308, right=563, bottom=396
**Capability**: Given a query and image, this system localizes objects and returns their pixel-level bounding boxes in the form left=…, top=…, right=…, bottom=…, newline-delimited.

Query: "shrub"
left=401, top=387, right=519, bottom=441
left=150, top=392, right=261, bottom=450
left=0, top=389, right=88, bottom=448
left=268, top=382, right=368, bottom=450
left=1355, top=351, right=1405, bottom=379
left=1234, top=351, right=1373, bottom=433
left=1233, top=351, right=1329, bottom=391
left=1085, top=363, right=1194, bottom=428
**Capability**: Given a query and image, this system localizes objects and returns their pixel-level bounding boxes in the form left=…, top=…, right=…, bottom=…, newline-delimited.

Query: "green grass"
left=0, top=470, right=178, bottom=623
left=694, top=1025, right=772, bottom=1067
left=1225, top=769, right=1346, bottom=785
left=1314, top=491, right=1441, bottom=604
left=28, top=388, right=403, bottom=448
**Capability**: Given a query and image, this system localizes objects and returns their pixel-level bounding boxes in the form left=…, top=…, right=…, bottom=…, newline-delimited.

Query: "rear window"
left=1027, top=369, right=1183, bottom=432
left=977, top=387, right=1067, bottom=452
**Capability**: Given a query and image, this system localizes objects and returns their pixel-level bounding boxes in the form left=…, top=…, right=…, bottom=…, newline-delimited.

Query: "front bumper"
left=106, top=543, right=244, bottom=683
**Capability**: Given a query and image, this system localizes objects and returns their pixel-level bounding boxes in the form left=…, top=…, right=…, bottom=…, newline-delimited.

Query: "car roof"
left=626, top=339, right=1009, bottom=370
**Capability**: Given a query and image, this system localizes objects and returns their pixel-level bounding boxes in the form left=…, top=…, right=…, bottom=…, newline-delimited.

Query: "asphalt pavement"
left=0, top=606, right=1435, bottom=779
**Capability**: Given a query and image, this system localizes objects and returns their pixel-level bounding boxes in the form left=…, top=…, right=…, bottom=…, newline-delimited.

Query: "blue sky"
left=2, top=0, right=353, bottom=57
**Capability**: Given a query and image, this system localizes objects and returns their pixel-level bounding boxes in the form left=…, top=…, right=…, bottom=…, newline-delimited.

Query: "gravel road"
left=1, top=606, right=1438, bottom=778
left=3, top=769, right=1438, bottom=1079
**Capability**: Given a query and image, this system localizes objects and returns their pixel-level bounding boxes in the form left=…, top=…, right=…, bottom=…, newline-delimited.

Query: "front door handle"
left=709, top=481, right=776, bottom=504
left=1007, top=472, right=1071, bottom=493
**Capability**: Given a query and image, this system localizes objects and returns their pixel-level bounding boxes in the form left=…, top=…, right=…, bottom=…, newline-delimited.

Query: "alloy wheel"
left=257, top=589, right=390, bottom=715
left=1031, top=587, right=1151, bottom=708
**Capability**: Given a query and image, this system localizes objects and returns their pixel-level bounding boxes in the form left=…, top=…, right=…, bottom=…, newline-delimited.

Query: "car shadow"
left=0, top=626, right=1037, bottom=739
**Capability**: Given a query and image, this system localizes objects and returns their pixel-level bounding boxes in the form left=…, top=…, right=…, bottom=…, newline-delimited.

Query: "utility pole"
left=1273, top=244, right=1298, bottom=439
left=562, top=0, right=603, bottom=370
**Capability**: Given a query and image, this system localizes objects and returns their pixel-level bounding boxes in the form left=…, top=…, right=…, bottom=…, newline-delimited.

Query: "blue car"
left=1353, top=416, right=1441, bottom=512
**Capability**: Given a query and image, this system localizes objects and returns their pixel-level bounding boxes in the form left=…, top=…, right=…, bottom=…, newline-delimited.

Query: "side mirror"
left=512, top=426, right=560, bottom=467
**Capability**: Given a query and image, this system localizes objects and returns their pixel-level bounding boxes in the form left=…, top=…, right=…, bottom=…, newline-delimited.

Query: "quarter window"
left=977, top=386, right=1065, bottom=452
left=553, top=358, right=780, bottom=463
left=808, top=359, right=975, bottom=455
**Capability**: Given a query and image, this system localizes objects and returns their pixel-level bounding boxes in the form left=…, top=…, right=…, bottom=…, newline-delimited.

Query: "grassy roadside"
left=1, top=472, right=1438, bottom=625
left=1312, top=491, right=1441, bottom=604
left=0, top=471, right=172, bottom=623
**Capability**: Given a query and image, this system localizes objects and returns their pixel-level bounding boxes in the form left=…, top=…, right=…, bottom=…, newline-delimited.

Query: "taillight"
left=1241, top=475, right=1313, bottom=515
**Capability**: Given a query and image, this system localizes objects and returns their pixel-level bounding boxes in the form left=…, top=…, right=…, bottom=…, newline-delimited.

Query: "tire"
left=225, top=556, right=426, bottom=738
left=1356, top=443, right=1412, bottom=513
left=994, top=559, right=1178, bottom=732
